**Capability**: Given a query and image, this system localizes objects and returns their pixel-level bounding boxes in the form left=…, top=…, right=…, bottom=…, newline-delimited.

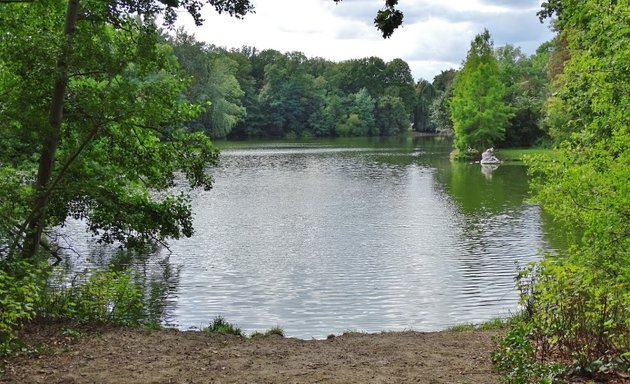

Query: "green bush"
left=491, top=322, right=563, bottom=384
left=517, top=260, right=628, bottom=370
left=0, top=260, right=45, bottom=352
left=203, top=316, right=242, bottom=336
left=251, top=326, right=284, bottom=338
left=37, top=268, right=145, bottom=326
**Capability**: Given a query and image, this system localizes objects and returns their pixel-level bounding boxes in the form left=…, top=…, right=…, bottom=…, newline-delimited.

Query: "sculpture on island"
left=480, top=147, right=501, bottom=165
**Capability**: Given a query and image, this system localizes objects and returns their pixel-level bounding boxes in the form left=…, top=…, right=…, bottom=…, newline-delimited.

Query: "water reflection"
left=433, top=160, right=530, bottom=214
left=159, top=137, right=556, bottom=338
left=54, top=226, right=181, bottom=325
left=56, top=136, right=560, bottom=338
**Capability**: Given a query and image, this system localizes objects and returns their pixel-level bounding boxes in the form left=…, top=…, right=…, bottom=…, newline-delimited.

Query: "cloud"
left=479, top=0, right=541, bottom=7
left=327, top=0, right=382, bottom=25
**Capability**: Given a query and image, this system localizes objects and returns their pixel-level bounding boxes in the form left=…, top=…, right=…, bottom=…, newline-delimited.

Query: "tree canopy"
left=493, top=1, right=629, bottom=380
left=450, top=30, right=513, bottom=158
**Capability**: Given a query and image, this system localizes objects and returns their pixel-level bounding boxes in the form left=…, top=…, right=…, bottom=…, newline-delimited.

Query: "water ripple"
left=161, top=141, right=554, bottom=338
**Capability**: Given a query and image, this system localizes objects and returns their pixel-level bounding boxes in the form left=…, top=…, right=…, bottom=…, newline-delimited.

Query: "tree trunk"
left=22, top=0, right=79, bottom=259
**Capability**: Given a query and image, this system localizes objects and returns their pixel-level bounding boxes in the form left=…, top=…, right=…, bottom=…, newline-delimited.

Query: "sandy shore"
left=1, top=323, right=503, bottom=383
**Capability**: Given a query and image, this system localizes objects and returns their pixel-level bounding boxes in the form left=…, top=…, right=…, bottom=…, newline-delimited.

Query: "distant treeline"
left=167, top=30, right=553, bottom=147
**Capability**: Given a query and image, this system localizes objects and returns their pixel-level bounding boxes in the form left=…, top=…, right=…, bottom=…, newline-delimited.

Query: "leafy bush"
left=203, top=316, right=242, bottom=336
left=250, top=326, right=284, bottom=338
left=37, top=268, right=145, bottom=326
left=492, top=322, right=563, bottom=384
left=0, top=260, right=45, bottom=352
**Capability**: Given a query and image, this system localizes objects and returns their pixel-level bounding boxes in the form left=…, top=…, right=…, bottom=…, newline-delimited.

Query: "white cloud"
left=175, top=0, right=554, bottom=82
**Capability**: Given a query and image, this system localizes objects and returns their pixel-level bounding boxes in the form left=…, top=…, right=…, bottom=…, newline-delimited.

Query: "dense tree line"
left=165, top=31, right=417, bottom=139
left=166, top=30, right=554, bottom=152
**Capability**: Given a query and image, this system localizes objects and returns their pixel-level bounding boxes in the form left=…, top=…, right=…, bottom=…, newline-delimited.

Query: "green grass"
left=447, top=317, right=513, bottom=332
left=250, top=326, right=285, bottom=339
left=495, top=148, right=556, bottom=162
left=202, top=316, right=243, bottom=336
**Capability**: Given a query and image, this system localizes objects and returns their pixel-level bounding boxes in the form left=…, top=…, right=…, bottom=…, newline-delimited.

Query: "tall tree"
left=495, top=43, right=549, bottom=147
left=375, top=95, right=409, bottom=136
left=413, top=79, right=436, bottom=132
left=384, top=58, right=416, bottom=115
left=336, top=88, right=376, bottom=136
left=450, top=30, right=512, bottom=158
left=0, top=0, right=254, bottom=260
left=429, top=69, right=457, bottom=134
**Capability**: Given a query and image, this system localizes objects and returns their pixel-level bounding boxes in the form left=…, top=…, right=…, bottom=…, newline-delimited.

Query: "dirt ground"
left=1, top=323, right=503, bottom=384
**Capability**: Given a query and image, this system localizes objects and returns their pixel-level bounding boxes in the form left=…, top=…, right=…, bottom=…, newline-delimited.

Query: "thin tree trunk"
left=22, top=0, right=79, bottom=259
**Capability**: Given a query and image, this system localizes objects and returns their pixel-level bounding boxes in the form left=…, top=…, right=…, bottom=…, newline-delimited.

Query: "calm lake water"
left=61, top=136, right=561, bottom=338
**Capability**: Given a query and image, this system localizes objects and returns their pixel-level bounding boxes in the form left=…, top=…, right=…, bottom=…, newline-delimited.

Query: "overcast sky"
left=176, top=0, right=554, bottom=82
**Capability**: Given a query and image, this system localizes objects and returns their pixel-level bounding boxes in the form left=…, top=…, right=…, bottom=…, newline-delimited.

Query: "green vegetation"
left=37, top=268, right=146, bottom=326
left=0, top=261, right=44, bottom=353
left=492, top=1, right=630, bottom=382
left=450, top=30, right=513, bottom=159
left=494, top=148, right=556, bottom=162
left=203, top=316, right=243, bottom=336
left=250, top=327, right=285, bottom=338
left=193, top=49, right=418, bottom=139
left=447, top=317, right=513, bottom=332
left=0, top=2, right=626, bottom=383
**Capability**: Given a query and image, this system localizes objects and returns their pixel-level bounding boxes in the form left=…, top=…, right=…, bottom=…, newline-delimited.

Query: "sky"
left=176, top=0, right=555, bottom=82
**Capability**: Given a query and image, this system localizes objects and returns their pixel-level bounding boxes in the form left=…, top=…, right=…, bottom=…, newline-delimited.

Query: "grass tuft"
left=250, top=326, right=284, bottom=339
left=203, top=316, right=242, bottom=336
left=447, top=317, right=512, bottom=332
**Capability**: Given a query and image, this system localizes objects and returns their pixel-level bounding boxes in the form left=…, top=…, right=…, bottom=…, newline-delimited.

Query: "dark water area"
left=59, top=136, right=563, bottom=338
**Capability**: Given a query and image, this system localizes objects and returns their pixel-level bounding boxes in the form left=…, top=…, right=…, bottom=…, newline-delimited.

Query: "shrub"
left=203, top=316, right=242, bottom=336
left=250, top=326, right=284, bottom=338
left=37, top=268, right=145, bottom=326
left=0, top=260, right=45, bottom=353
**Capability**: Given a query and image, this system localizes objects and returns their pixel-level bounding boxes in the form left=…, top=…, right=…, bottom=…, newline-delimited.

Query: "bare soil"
left=1, top=323, right=503, bottom=384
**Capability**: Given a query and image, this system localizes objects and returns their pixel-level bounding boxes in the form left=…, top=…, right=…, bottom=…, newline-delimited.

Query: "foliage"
left=493, top=1, right=630, bottom=381
left=492, top=322, right=563, bottom=384
left=250, top=326, right=284, bottom=338
left=426, top=69, right=457, bottom=135
left=171, top=31, right=246, bottom=139
left=375, top=95, right=409, bottom=135
left=0, top=1, right=222, bottom=259
left=413, top=79, right=436, bottom=132
left=450, top=30, right=513, bottom=158
left=37, top=268, right=146, bottom=326
left=0, top=261, right=46, bottom=350
left=203, top=316, right=243, bottom=336
left=333, top=0, right=403, bottom=38
left=447, top=317, right=512, bottom=332
left=495, top=44, right=549, bottom=147
left=336, top=89, right=376, bottom=137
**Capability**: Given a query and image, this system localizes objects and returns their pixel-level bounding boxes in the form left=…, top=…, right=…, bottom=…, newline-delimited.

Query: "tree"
left=336, top=88, right=376, bottom=136
left=429, top=69, right=457, bottom=134
left=0, top=0, right=253, bottom=260
left=494, top=1, right=629, bottom=379
left=384, top=58, right=416, bottom=115
left=375, top=95, right=409, bottom=136
left=257, top=56, right=325, bottom=137
left=170, top=32, right=246, bottom=139
left=450, top=30, right=512, bottom=158
left=413, top=79, right=436, bottom=132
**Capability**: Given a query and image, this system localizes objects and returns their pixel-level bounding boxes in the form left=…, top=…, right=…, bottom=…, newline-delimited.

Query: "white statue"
left=480, top=147, right=501, bottom=165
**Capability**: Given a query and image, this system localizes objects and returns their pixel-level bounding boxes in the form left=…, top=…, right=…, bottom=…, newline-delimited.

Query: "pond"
left=61, top=136, right=561, bottom=338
